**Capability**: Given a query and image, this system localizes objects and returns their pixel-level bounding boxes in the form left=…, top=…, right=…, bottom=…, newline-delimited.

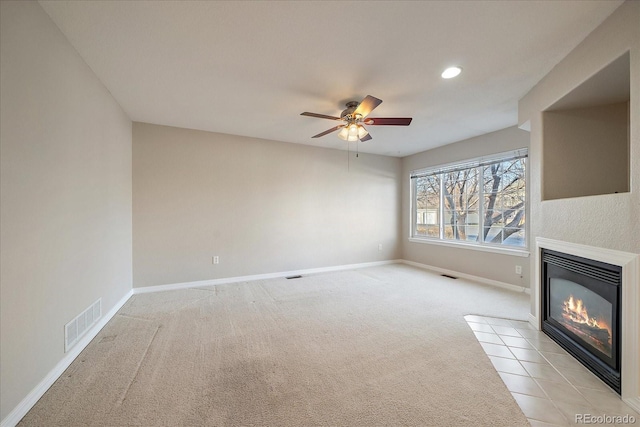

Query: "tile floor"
left=464, top=315, right=639, bottom=426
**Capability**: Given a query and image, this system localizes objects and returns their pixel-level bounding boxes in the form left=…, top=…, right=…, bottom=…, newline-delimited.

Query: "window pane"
left=465, top=226, right=479, bottom=242
left=425, top=225, right=439, bottom=238
left=415, top=175, right=440, bottom=237
left=443, top=169, right=479, bottom=241
left=466, top=211, right=479, bottom=241
left=482, top=158, right=526, bottom=246
left=503, top=228, right=525, bottom=247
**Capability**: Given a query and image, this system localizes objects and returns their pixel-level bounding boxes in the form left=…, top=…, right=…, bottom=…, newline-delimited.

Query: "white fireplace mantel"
left=533, top=237, right=640, bottom=411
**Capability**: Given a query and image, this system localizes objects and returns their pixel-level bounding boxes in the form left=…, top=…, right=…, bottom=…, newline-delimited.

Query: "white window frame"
left=409, top=149, right=529, bottom=257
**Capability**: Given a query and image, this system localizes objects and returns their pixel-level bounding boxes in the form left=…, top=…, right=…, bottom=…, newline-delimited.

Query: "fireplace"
left=541, top=249, right=621, bottom=393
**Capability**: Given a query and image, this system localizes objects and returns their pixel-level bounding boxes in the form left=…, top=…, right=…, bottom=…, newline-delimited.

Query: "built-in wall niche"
left=542, top=51, right=630, bottom=201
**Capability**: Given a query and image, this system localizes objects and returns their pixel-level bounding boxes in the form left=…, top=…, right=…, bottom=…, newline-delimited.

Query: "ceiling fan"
left=301, top=95, right=412, bottom=142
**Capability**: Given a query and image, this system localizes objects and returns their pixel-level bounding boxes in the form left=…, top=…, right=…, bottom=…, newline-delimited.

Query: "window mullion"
left=479, top=166, right=484, bottom=244
left=410, top=178, right=416, bottom=237
left=439, top=173, right=444, bottom=240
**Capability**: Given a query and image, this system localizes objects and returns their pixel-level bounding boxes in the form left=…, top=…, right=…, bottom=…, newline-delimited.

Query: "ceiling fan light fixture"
left=347, top=133, right=359, bottom=142
left=339, top=123, right=367, bottom=142
left=441, top=66, right=462, bottom=79
left=357, top=125, right=368, bottom=140
left=337, top=127, right=350, bottom=140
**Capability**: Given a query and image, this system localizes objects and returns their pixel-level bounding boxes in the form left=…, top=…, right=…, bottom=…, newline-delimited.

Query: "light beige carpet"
left=19, top=264, right=530, bottom=426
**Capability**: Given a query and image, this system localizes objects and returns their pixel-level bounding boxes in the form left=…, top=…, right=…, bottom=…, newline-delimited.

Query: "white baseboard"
left=133, top=259, right=402, bottom=294
left=528, top=313, right=539, bottom=330
left=623, top=397, right=640, bottom=414
left=400, top=259, right=529, bottom=294
left=0, top=290, right=133, bottom=427
left=133, top=258, right=530, bottom=301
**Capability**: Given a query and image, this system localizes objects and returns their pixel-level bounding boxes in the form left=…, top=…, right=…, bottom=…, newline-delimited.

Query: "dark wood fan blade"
left=360, top=133, right=372, bottom=142
left=312, top=125, right=345, bottom=138
left=301, top=112, right=342, bottom=120
left=364, top=117, right=412, bottom=126
left=353, top=95, right=383, bottom=118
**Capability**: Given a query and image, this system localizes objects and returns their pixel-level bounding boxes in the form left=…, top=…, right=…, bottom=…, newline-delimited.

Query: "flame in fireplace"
left=562, top=295, right=612, bottom=344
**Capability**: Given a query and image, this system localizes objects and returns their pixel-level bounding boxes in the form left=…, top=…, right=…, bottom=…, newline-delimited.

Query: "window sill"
left=408, top=237, right=530, bottom=257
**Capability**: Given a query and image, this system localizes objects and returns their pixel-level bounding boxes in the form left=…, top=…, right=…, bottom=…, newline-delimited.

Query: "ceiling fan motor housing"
left=340, top=101, right=362, bottom=122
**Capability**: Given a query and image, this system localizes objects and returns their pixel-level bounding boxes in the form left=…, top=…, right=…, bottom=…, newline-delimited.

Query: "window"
left=411, top=150, right=527, bottom=249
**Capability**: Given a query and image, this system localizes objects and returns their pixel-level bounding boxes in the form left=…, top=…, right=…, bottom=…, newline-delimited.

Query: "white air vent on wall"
left=64, top=299, right=101, bottom=352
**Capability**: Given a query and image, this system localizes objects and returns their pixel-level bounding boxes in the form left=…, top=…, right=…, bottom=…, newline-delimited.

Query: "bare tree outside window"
left=443, top=168, right=479, bottom=242
left=412, top=153, right=526, bottom=248
left=483, top=158, right=526, bottom=245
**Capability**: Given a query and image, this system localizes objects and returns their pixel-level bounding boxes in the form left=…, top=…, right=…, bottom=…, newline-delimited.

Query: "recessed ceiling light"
left=441, top=66, right=462, bottom=79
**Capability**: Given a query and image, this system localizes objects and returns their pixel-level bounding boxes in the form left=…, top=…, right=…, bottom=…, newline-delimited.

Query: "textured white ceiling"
left=39, top=0, right=623, bottom=157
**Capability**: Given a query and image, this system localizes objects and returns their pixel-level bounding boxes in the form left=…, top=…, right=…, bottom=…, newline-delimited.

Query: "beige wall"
left=518, top=1, right=640, bottom=390
left=519, top=0, right=639, bottom=311
left=133, top=123, right=402, bottom=287
left=401, top=126, right=531, bottom=288
left=0, top=1, right=132, bottom=421
left=542, top=102, right=629, bottom=200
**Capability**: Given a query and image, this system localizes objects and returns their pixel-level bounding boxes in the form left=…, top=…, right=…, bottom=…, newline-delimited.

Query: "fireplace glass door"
left=549, top=278, right=613, bottom=359
left=542, top=249, right=621, bottom=393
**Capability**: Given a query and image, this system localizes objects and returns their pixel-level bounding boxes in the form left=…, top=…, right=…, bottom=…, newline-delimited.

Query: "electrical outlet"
left=213, top=256, right=219, bottom=265
left=515, top=265, right=522, bottom=275
left=378, top=243, right=383, bottom=251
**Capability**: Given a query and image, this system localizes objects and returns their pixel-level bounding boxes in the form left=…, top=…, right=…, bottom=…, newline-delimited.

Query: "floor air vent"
left=65, top=299, right=101, bottom=352
left=441, top=274, right=458, bottom=279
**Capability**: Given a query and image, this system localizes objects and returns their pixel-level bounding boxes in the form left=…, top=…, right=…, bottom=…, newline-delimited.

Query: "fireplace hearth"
left=541, top=249, right=621, bottom=393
